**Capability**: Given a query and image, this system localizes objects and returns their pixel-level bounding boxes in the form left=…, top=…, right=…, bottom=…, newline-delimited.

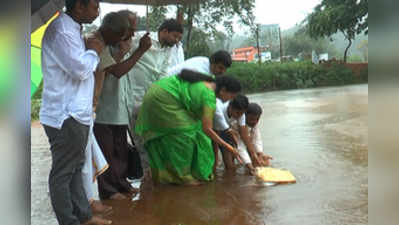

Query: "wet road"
left=31, top=84, right=368, bottom=225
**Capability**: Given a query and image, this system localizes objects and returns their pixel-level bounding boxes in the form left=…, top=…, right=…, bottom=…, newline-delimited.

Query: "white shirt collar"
left=61, top=12, right=82, bottom=33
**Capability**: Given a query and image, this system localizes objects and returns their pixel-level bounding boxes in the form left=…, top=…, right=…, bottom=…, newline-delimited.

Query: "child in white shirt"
left=214, top=94, right=260, bottom=174
left=232, top=103, right=272, bottom=168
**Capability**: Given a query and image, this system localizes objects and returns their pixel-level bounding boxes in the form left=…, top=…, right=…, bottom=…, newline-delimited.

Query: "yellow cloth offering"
left=255, top=167, right=296, bottom=183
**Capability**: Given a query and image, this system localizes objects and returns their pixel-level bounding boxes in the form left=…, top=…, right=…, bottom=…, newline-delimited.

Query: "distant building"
left=231, top=46, right=270, bottom=63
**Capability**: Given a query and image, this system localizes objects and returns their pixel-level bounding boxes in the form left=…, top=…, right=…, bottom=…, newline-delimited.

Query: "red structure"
left=231, top=46, right=260, bottom=62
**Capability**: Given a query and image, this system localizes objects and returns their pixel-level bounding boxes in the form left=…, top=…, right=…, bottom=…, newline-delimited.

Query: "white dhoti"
left=82, top=122, right=108, bottom=202
left=236, top=138, right=264, bottom=165
left=232, top=122, right=264, bottom=165
left=236, top=139, right=252, bottom=165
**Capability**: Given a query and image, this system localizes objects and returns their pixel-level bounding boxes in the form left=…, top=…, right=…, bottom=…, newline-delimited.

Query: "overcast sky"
left=254, top=0, right=321, bottom=29
left=93, top=0, right=321, bottom=31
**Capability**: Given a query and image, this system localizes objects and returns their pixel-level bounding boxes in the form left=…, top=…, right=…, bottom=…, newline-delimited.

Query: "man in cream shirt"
left=94, top=19, right=184, bottom=188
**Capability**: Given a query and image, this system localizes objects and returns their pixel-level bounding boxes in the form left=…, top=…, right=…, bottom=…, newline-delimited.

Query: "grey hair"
left=100, top=12, right=130, bottom=34
left=118, top=9, right=137, bottom=18
left=117, top=9, right=137, bottom=28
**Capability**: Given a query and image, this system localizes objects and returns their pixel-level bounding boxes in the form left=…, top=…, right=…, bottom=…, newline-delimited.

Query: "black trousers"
left=43, top=118, right=91, bottom=225
left=93, top=123, right=132, bottom=199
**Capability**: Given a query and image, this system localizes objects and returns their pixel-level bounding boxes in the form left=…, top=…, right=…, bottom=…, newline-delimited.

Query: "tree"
left=283, top=29, right=339, bottom=59
left=150, top=1, right=255, bottom=57
left=242, top=25, right=281, bottom=59
left=184, top=28, right=211, bottom=58
left=357, top=39, right=368, bottom=62
left=147, top=6, right=168, bottom=32
left=136, top=16, right=148, bottom=31
left=185, top=0, right=255, bottom=45
left=306, top=0, right=368, bottom=62
left=208, top=31, right=231, bottom=52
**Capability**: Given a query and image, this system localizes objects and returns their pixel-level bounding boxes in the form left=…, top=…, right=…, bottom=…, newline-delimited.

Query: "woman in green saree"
left=135, top=70, right=243, bottom=185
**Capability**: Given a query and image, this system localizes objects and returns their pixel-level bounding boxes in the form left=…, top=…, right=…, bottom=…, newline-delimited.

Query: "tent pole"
left=146, top=0, right=149, bottom=32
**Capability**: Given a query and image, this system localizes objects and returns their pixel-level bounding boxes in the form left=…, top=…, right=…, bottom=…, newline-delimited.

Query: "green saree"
left=135, top=75, right=216, bottom=184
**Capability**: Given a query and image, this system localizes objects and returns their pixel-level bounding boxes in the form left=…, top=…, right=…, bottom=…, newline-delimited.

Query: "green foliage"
left=307, top=0, right=368, bottom=39
left=135, top=6, right=169, bottom=32
left=136, top=16, right=148, bottom=31
left=283, top=30, right=338, bottom=58
left=348, top=54, right=364, bottom=63
left=147, top=6, right=168, bottom=32
left=32, top=80, right=43, bottom=100
left=243, top=24, right=281, bottom=59
left=31, top=81, right=43, bottom=121
left=357, top=39, right=368, bottom=61
left=182, top=0, right=255, bottom=57
left=306, top=0, right=368, bottom=62
left=31, top=99, right=41, bottom=121
left=146, top=1, right=256, bottom=57
left=184, top=0, right=256, bottom=35
left=227, top=61, right=366, bottom=93
left=358, top=66, right=368, bottom=83
left=208, top=31, right=231, bottom=52
left=185, top=28, right=211, bottom=58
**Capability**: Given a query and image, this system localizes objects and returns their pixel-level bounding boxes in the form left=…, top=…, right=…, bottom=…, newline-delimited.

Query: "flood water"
left=31, top=84, right=368, bottom=225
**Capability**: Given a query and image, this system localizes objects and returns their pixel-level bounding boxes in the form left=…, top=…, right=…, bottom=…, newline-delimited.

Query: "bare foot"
left=183, top=180, right=204, bottom=186
left=90, top=200, right=112, bottom=215
left=246, top=164, right=256, bottom=176
left=248, top=168, right=256, bottom=176
left=128, top=187, right=139, bottom=195
left=109, top=192, right=127, bottom=200
left=81, top=215, right=112, bottom=225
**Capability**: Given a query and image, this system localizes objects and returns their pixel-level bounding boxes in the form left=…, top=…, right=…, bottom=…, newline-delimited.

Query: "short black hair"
left=215, top=75, right=241, bottom=94
left=230, top=94, right=249, bottom=111
left=246, top=103, right=262, bottom=116
left=178, top=69, right=214, bottom=83
left=158, top=19, right=183, bottom=33
left=65, top=0, right=90, bottom=12
left=210, top=50, right=232, bottom=68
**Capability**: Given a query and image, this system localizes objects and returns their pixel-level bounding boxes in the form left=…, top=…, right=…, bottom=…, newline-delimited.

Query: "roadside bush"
left=31, top=99, right=41, bottom=121
left=227, top=61, right=366, bottom=93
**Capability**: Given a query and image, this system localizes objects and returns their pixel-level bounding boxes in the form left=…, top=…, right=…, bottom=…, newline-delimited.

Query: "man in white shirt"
left=234, top=103, right=272, bottom=167
left=213, top=94, right=260, bottom=175
left=126, top=18, right=184, bottom=114
left=167, top=50, right=232, bottom=76
left=167, top=7, right=185, bottom=68
left=40, top=0, right=110, bottom=224
left=169, top=41, right=185, bottom=68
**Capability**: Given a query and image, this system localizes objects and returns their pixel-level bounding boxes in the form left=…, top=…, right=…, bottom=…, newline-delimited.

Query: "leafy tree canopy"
left=306, top=0, right=368, bottom=62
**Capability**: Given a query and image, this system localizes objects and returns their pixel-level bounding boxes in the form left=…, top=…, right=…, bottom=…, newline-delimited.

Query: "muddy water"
left=31, top=84, right=368, bottom=225
left=101, top=84, right=368, bottom=225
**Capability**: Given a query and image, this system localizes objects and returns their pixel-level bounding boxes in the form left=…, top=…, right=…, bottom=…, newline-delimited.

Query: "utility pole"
left=256, top=24, right=261, bottom=65
left=279, top=26, right=283, bottom=63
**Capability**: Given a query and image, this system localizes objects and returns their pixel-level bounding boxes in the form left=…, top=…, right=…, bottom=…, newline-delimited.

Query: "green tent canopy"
left=31, top=46, right=42, bottom=97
